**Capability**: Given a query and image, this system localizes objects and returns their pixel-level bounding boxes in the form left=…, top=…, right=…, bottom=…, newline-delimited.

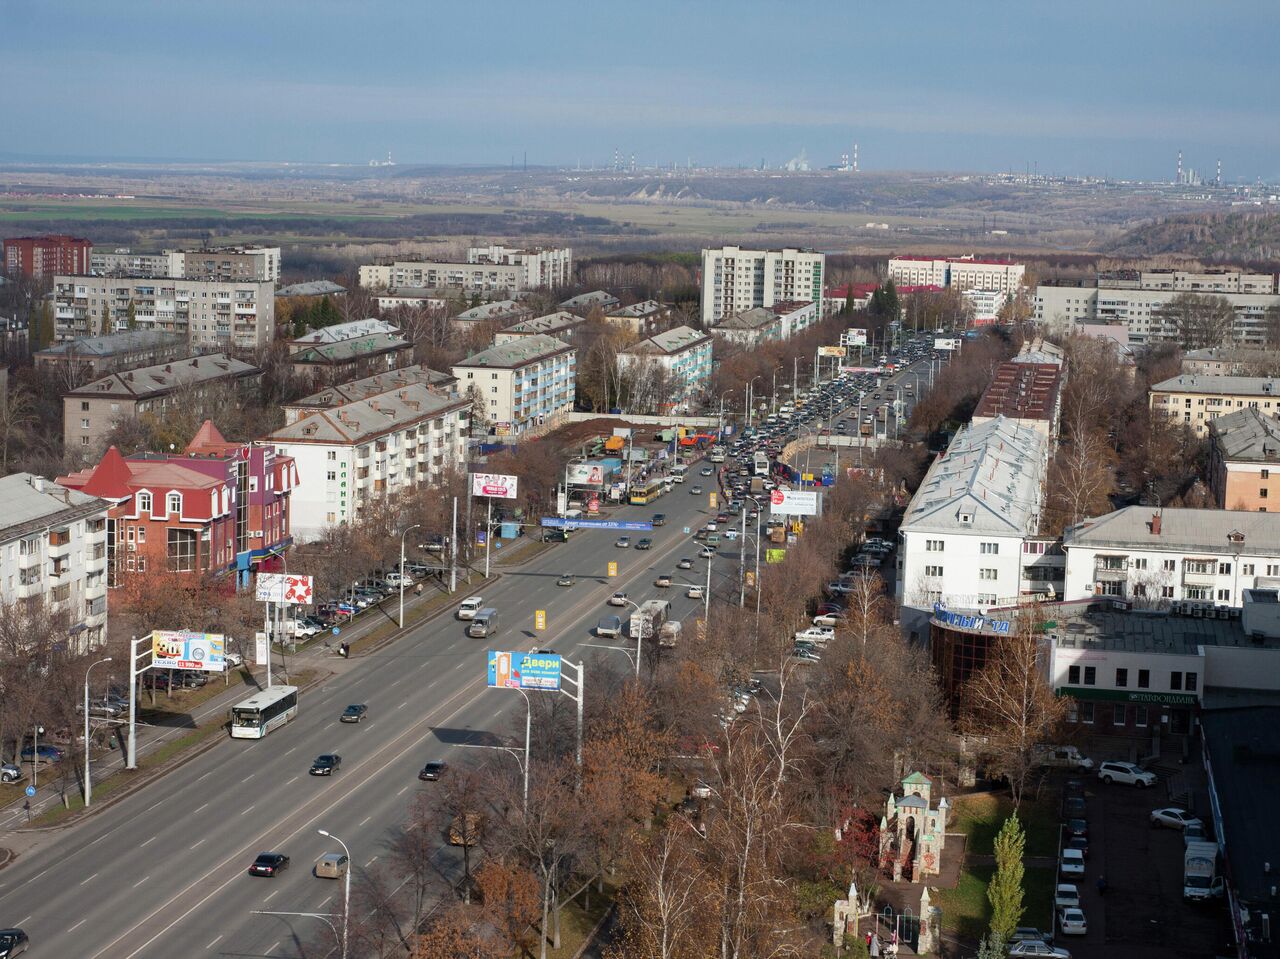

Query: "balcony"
left=1182, top=565, right=1217, bottom=587
left=1093, top=556, right=1128, bottom=582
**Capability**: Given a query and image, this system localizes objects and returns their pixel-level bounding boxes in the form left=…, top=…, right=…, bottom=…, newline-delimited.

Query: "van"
left=705, top=533, right=721, bottom=548
left=658, top=620, right=682, bottom=648
left=467, top=608, right=499, bottom=638
left=456, top=596, right=484, bottom=620
left=315, top=852, right=349, bottom=879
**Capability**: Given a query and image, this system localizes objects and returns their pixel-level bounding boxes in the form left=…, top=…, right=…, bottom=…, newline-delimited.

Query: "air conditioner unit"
left=250, top=530, right=263, bottom=538
left=127, top=542, right=136, bottom=552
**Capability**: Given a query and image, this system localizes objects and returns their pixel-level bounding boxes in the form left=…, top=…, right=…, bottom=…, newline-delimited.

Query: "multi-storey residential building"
left=617, top=325, right=714, bottom=413
left=824, top=282, right=944, bottom=313
left=1181, top=346, right=1278, bottom=377
left=275, top=280, right=348, bottom=299
left=770, top=299, right=820, bottom=339
left=896, top=416, right=1050, bottom=617
left=359, top=246, right=571, bottom=293
left=604, top=300, right=671, bottom=336
left=1149, top=374, right=1280, bottom=438
left=52, top=275, right=275, bottom=350
left=289, top=318, right=397, bottom=350
left=35, top=330, right=188, bottom=384
left=90, top=248, right=176, bottom=277
left=283, top=365, right=457, bottom=425
left=89, top=246, right=281, bottom=282
left=1061, top=506, right=1280, bottom=607
left=467, top=245, right=572, bottom=288
left=288, top=331, right=414, bottom=391
left=1134, top=269, right=1275, bottom=294
left=699, top=246, right=825, bottom=326
left=452, top=335, right=576, bottom=438
left=971, top=361, right=1064, bottom=438
left=494, top=311, right=584, bottom=345
left=0, top=473, right=109, bottom=649
left=58, top=422, right=297, bottom=588
left=560, top=291, right=621, bottom=315
left=64, top=354, right=261, bottom=455
left=710, top=306, right=783, bottom=348
left=888, top=255, right=1025, bottom=294
left=453, top=299, right=533, bottom=330
left=374, top=288, right=445, bottom=313
left=4, top=235, right=92, bottom=279
left=267, top=385, right=469, bottom=541
left=1207, top=408, right=1280, bottom=511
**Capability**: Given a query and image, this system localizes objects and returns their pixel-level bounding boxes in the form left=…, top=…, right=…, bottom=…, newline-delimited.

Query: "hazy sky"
left=4, top=0, right=1277, bottom=180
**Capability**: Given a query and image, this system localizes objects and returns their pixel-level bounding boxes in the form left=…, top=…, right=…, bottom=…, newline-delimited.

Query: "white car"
left=1008, top=941, right=1071, bottom=959
left=1057, top=907, right=1087, bottom=936
left=686, top=585, right=704, bottom=599
left=795, top=626, right=835, bottom=645
left=223, top=652, right=244, bottom=669
left=1097, top=761, right=1156, bottom=787
left=1059, top=848, right=1085, bottom=877
left=1151, top=808, right=1203, bottom=830
left=699, top=546, right=716, bottom=559
left=826, top=581, right=853, bottom=596
left=813, top=612, right=847, bottom=627
left=1054, top=883, right=1080, bottom=910
left=456, top=596, right=484, bottom=620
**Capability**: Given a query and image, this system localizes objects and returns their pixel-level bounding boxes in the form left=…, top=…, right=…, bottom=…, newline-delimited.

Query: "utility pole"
left=83, top=656, right=113, bottom=807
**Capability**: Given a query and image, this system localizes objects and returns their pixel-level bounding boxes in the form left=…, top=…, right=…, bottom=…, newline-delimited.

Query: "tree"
left=987, top=814, right=1026, bottom=944
left=0, top=381, right=37, bottom=473
left=1156, top=293, right=1235, bottom=349
left=32, top=300, right=55, bottom=351
left=1264, top=303, right=1280, bottom=352
left=612, top=823, right=713, bottom=959
left=126, top=299, right=137, bottom=331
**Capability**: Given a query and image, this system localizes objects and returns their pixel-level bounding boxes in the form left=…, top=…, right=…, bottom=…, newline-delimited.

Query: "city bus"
left=229, top=685, right=299, bottom=739
left=752, top=451, right=770, bottom=477
left=629, top=477, right=666, bottom=505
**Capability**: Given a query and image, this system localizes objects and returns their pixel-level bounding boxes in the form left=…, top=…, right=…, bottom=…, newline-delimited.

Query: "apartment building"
left=267, top=384, right=470, bottom=541
left=1149, top=374, right=1280, bottom=438
left=283, top=365, right=457, bottom=425
left=276, top=280, right=348, bottom=299
left=35, top=330, right=188, bottom=383
left=494, top=311, right=584, bottom=345
left=699, top=246, right=825, bottom=326
left=710, top=306, right=784, bottom=348
left=604, top=300, right=672, bottom=337
left=467, top=245, right=572, bottom=288
left=454, top=299, right=533, bottom=330
left=617, top=325, right=714, bottom=412
left=359, top=245, right=571, bottom=293
left=1134, top=269, right=1275, bottom=295
left=452, top=335, right=576, bottom=438
left=89, top=248, right=176, bottom=277
left=0, top=473, right=109, bottom=650
left=961, top=288, right=1009, bottom=325
left=970, top=361, right=1064, bottom=438
left=4, top=235, right=92, bottom=278
left=58, top=422, right=297, bottom=587
left=888, top=255, right=1025, bottom=294
left=374, top=288, right=446, bottom=313
left=1181, top=346, right=1278, bottom=377
left=288, top=331, right=413, bottom=391
left=64, top=354, right=261, bottom=454
left=896, top=415, right=1050, bottom=615
left=52, top=275, right=276, bottom=350
left=1061, top=506, right=1280, bottom=607
left=1208, top=408, right=1280, bottom=511
left=560, top=291, right=621, bottom=315
left=289, top=318, right=397, bottom=350
left=88, top=246, right=281, bottom=282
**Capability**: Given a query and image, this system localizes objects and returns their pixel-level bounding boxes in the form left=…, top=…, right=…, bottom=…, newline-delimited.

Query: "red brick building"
left=4, top=235, right=92, bottom=279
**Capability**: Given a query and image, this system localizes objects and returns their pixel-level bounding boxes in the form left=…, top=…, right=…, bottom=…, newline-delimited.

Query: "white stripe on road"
left=194, top=803, right=208, bottom=813
left=398, top=701, right=407, bottom=710
left=80, top=872, right=98, bottom=885
left=244, top=803, right=256, bottom=814
left=267, top=941, right=281, bottom=955
left=205, top=934, right=223, bottom=950
left=396, top=786, right=409, bottom=796
left=359, top=816, right=371, bottom=827
left=284, top=746, right=296, bottom=756
left=132, top=876, right=149, bottom=888
left=286, top=776, right=299, bottom=786
left=241, top=773, right=255, bottom=783
left=70, top=918, right=87, bottom=932
left=365, top=856, right=378, bottom=867
left=140, top=836, right=156, bottom=847
left=263, top=890, right=279, bottom=903
left=190, top=839, right=206, bottom=850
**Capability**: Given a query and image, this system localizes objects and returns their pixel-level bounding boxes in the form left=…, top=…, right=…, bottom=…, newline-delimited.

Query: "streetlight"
left=398, top=523, right=421, bottom=627
left=718, top=389, right=736, bottom=437
left=83, top=656, right=112, bottom=807
left=747, top=376, right=763, bottom=428
left=317, top=829, right=351, bottom=959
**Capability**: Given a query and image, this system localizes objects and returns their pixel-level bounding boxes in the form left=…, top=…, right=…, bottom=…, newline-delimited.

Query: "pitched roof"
left=973, top=362, right=1062, bottom=422
left=453, top=334, right=574, bottom=370
left=501, top=311, right=583, bottom=336
left=78, top=446, right=134, bottom=500
left=186, top=420, right=228, bottom=452
left=1063, top=506, right=1280, bottom=557
left=290, top=332, right=411, bottom=365
left=623, top=325, right=712, bottom=357
left=287, top=365, right=456, bottom=411
left=1151, top=374, right=1280, bottom=397
left=36, top=329, right=183, bottom=357
left=1210, top=408, right=1280, bottom=462
left=291, top=318, right=397, bottom=345
left=0, top=473, right=106, bottom=542
left=607, top=299, right=662, bottom=319
left=275, top=280, right=347, bottom=297
left=715, top=307, right=780, bottom=331
left=561, top=290, right=620, bottom=311
left=268, top=383, right=468, bottom=445
left=456, top=299, right=528, bottom=322
left=66, top=353, right=259, bottom=400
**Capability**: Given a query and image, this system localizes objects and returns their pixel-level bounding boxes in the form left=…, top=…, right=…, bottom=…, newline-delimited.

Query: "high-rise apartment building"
left=467, top=245, right=573, bottom=289
left=359, top=245, right=572, bottom=293
left=88, top=246, right=281, bottom=282
left=699, top=246, right=825, bottom=326
left=4, top=235, right=93, bottom=278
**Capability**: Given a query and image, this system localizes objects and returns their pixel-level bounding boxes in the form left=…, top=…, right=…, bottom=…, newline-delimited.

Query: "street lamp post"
left=747, top=376, right=763, bottom=428
left=83, top=656, right=112, bottom=807
left=399, top=523, right=421, bottom=628
left=317, top=829, right=351, bottom=959
left=517, top=688, right=531, bottom=814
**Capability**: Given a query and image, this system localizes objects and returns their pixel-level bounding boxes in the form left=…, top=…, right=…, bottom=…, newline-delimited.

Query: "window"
left=81, top=436, right=90, bottom=446
left=1115, top=668, right=1128, bottom=688
left=136, top=527, right=145, bottom=544
left=924, top=565, right=943, bottom=577
left=326, top=450, right=337, bottom=461
left=1170, top=671, right=1182, bottom=691
left=1138, top=669, right=1150, bottom=688
left=1186, top=672, right=1198, bottom=692
left=1218, top=562, right=1232, bottom=575
left=980, top=542, right=999, bottom=555
left=925, top=539, right=944, bottom=552
left=1185, top=559, right=1213, bottom=575
left=1243, top=563, right=1255, bottom=575
left=1262, top=488, right=1269, bottom=499
left=81, top=401, right=90, bottom=411
left=326, top=471, right=336, bottom=481
left=1068, top=665, right=1080, bottom=685
left=1133, top=584, right=1146, bottom=597
left=1133, top=557, right=1148, bottom=571
left=977, top=593, right=997, bottom=605
left=167, top=528, right=197, bottom=572
left=979, top=568, right=998, bottom=580
left=1113, top=704, right=1128, bottom=727
left=1079, top=702, right=1095, bottom=725
left=81, top=418, right=90, bottom=429
left=1162, top=585, right=1175, bottom=598
left=1218, top=588, right=1230, bottom=601
left=137, top=492, right=152, bottom=514
left=167, top=492, right=182, bottom=516
left=1084, top=666, right=1096, bottom=686
left=1163, top=559, right=1176, bottom=572
left=1264, top=469, right=1271, bottom=480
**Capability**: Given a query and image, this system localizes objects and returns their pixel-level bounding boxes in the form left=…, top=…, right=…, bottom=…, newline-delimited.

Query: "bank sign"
left=932, top=603, right=1012, bottom=634
left=487, top=650, right=562, bottom=691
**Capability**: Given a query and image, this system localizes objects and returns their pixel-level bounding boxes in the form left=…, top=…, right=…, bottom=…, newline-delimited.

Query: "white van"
left=670, top=464, right=689, bottom=484
left=456, top=596, right=484, bottom=620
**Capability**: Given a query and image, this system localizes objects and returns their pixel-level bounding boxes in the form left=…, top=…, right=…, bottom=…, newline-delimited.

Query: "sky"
left=3, top=0, right=1278, bottom=181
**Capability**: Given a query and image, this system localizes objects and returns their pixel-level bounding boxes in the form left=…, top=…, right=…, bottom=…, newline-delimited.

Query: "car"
left=1008, top=940, right=1071, bottom=958
left=309, top=754, right=342, bottom=776
left=687, top=585, right=704, bottom=599
left=813, top=612, right=847, bottom=627
left=795, top=626, right=835, bottom=644
left=690, top=485, right=704, bottom=495
left=418, top=760, right=448, bottom=781
left=1009, top=928, right=1052, bottom=944
left=597, top=614, right=623, bottom=638
left=614, top=536, right=631, bottom=548
left=1062, top=778, right=1085, bottom=800
left=700, top=546, right=716, bottom=559
left=654, top=574, right=673, bottom=588
left=0, top=763, right=23, bottom=784
left=223, top=651, right=245, bottom=669
left=1065, top=835, right=1089, bottom=859
left=340, top=704, right=368, bottom=724
left=689, top=779, right=712, bottom=799
left=608, top=591, right=629, bottom=607
left=704, top=522, right=718, bottom=532
left=700, top=466, right=714, bottom=476
left=556, top=573, right=576, bottom=587
left=724, top=529, right=739, bottom=541
left=1061, top=796, right=1087, bottom=819
left=715, top=512, right=730, bottom=524
left=248, top=852, right=290, bottom=877
left=1057, top=907, right=1087, bottom=936
left=1097, top=760, right=1157, bottom=787
left=678, top=557, right=694, bottom=570
left=1151, top=807, right=1203, bottom=830
left=791, top=647, right=822, bottom=663
left=1059, top=848, right=1085, bottom=877
left=652, top=513, right=667, bottom=526
left=315, top=852, right=349, bottom=880
left=20, top=744, right=65, bottom=765
left=1064, top=818, right=1088, bottom=839
left=1054, top=883, right=1080, bottom=910
left=0, top=929, right=30, bottom=957
left=826, top=581, right=853, bottom=596
left=635, top=537, right=653, bottom=550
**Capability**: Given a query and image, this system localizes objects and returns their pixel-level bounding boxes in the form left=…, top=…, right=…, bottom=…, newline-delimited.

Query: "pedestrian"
left=1097, top=875, right=1107, bottom=896
left=865, top=931, right=872, bottom=948
left=414, top=582, right=423, bottom=597
left=870, top=933, right=881, bottom=957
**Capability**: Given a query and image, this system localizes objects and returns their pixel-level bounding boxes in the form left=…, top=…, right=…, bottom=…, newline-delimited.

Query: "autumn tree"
left=611, top=823, right=714, bottom=959
left=0, top=380, right=37, bottom=473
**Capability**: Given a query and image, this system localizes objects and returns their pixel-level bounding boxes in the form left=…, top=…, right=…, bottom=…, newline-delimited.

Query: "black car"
left=1061, top=796, right=1087, bottom=819
left=652, top=513, right=667, bottom=526
left=1066, top=834, right=1090, bottom=859
left=0, top=928, right=29, bottom=956
left=419, top=760, right=448, bottom=781
left=248, top=852, right=290, bottom=877
left=340, top=704, right=368, bottom=723
left=310, top=754, right=342, bottom=776
left=1065, top=818, right=1088, bottom=838
left=635, top=538, right=653, bottom=550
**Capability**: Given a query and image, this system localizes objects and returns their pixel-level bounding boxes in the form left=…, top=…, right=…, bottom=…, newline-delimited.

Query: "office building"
left=1207, top=408, right=1280, bottom=511
left=1149, top=374, right=1280, bottom=438
left=4, top=235, right=92, bottom=279
left=699, top=246, right=825, bottom=326
left=35, top=330, right=188, bottom=382
left=452, top=335, right=576, bottom=438
left=617, top=325, right=714, bottom=413
left=0, top=472, right=109, bottom=650
left=888, top=255, right=1025, bottom=294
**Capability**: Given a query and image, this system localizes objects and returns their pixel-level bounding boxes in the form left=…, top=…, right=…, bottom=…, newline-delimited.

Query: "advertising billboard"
left=769, top=489, right=819, bottom=516
left=818, top=345, right=847, bottom=358
left=766, top=548, right=787, bottom=564
left=151, top=630, right=226, bottom=672
left=566, top=463, right=605, bottom=485
left=487, top=650, right=562, bottom=691
left=472, top=472, right=519, bottom=499
left=843, top=328, right=869, bottom=347
left=934, top=337, right=960, bottom=351
left=541, top=517, right=653, bottom=531
left=255, top=573, right=314, bottom=605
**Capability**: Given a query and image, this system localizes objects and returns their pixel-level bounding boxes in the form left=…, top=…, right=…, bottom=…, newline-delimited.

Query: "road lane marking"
left=195, top=771, right=213, bottom=783
left=244, top=803, right=256, bottom=813
left=205, top=935, right=223, bottom=949
left=17, top=916, right=30, bottom=926
left=365, top=856, right=378, bottom=867
left=70, top=918, right=87, bottom=932
left=268, top=940, right=281, bottom=954
left=397, top=785, right=409, bottom=796
left=398, top=701, right=407, bottom=710
left=133, top=876, right=149, bottom=888
left=359, top=816, right=371, bottom=827
left=194, top=803, right=208, bottom=813
left=80, top=872, right=98, bottom=885
left=140, top=836, right=156, bottom=847
left=284, top=746, right=297, bottom=756
left=263, top=890, right=279, bottom=903
left=242, top=773, right=255, bottom=783
left=190, top=838, right=206, bottom=850
left=30, top=869, right=48, bottom=882
left=287, top=776, right=299, bottom=785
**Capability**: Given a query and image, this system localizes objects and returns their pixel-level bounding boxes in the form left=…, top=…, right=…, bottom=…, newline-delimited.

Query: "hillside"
left=1106, top=210, right=1280, bottom=264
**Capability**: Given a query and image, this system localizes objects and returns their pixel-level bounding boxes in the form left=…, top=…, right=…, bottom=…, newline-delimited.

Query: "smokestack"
left=1177, top=150, right=1183, bottom=185
left=1216, top=159, right=1222, bottom=187
left=1151, top=512, right=1162, bottom=536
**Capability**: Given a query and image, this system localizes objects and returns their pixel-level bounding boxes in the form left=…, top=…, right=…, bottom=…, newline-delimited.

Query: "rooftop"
left=1151, top=374, right=1280, bottom=396
left=892, top=254, right=1021, bottom=266
left=607, top=299, right=663, bottom=319
left=453, top=334, right=574, bottom=371
left=901, top=415, right=1047, bottom=537
left=59, top=447, right=224, bottom=503
left=290, top=332, right=411, bottom=365
left=623, top=325, right=712, bottom=357
left=276, top=280, right=347, bottom=297
left=269, top=383, right=468, bottom=446
left=36, top=329, right=184, bottom=357
left=560, top=290, right=620, bottom=311
left=501, top=311, right=583, bottom=336
left=1013, top=337, right=1066, bottom=365
left=715, top=307, right=781, bottom=331
left=1209, top=408, right=1280, bottom=462
left=1064, top=505, right=1280, bottom=557
left=1041, top=598, right=1277, bottom=655
left=972, top=362, right=1062, bottom=422
left=0, top=473, right=105, bottom=542
left=292, top=318, right=397, bottom=345
left=67, top=353, right=259, bottom=400
left=288, top=365, right=456, bottom=411
left=455, top=299, right=529, bottom=322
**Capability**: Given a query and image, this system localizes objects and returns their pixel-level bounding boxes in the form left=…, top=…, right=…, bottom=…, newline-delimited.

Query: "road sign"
left=709, top=492, right=718, bottom=509
left=682, top=526, right=691, bottom=535
left=25, top=785, right=35, bottom=797
left=607, top=561, right=618, bottom=577
left=535, top=609, right=547, bottom=631
left=332, top=627, right=341, bottom=636
left=540, top=517, right=653, bottom=531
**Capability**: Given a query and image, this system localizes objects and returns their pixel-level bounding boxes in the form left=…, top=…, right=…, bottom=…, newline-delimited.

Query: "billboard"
left=487, top=650, right=562, bottom=691
left=841, top=366, right=880, bottom=375
left=769, top=489, right=819, bottom=516
left=472, top=472, right=519, bottom=499
left=818, top=345, right=847, bottom=358
left=843, top=328, right=869, bottom=347
left=934, top=337, right=960, bottom=351
left=255, top=573, right=314, bottom=605
left=766, top=548, right=787, bottom=564
left=541, top=517, right=653, bottom=531
left=567, top=463, right=605, bottom=485
left=151, top=630, right=226, bottom=672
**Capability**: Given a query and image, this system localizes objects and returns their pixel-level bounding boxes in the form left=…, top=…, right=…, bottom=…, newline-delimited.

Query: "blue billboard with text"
left=487, top=650, right=562, bottom=691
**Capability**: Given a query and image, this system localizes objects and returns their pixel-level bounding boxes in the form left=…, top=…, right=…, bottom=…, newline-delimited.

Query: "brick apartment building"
left=4, top=234, right=92, bottom=278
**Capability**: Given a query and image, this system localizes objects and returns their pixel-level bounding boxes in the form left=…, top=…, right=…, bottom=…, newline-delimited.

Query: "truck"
left=1183, top=841, right=1224, bottom=901
left=658, top=620, right=682, bottom=648
left=629, top=599, right=671, bottom=640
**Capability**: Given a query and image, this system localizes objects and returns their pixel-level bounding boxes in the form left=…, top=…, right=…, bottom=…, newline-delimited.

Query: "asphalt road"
left=0, top=458, right=730, bottom=959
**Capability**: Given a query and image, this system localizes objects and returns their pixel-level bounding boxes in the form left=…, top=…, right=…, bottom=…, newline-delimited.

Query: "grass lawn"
left=948, top=793, right=1057, bottom=859
left=544, top=879, right=617, bottom=959
left=932, top=864, right=1055, bottom=942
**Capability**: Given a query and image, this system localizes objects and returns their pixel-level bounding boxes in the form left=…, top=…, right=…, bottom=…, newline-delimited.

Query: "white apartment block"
left=617, top=325, right=714, bottom=412
left=53, top=275, right=276, bottom=351
left=896, top=416, right=1050, bottom=614
left=1061, top=506, right=1280, bottom=608
left=267, top=384, right=469, bottom=542
left=888, top=255, right=1025, bottom=294
left=467, top=245, right=573, bottom=288
left=961, top=288, right=1009, bottom=325
left=452, top=334, right=576, bottom=438
left=88, top=246, right=281, bottom=282
left=1135, top=269, right=1275, bottom=295
left=0, top=473, right=109, bottom=650
left=699, top=246, right=825, bottom=326
left=359, top=245, right=572, bottom=293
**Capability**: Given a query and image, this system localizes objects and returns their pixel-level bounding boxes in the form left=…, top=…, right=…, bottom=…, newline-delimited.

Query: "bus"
left=229, top=685, right=299, bottom=739
left=752, top=452, right=770, bottom=477
left=629, top=478, right=666, bottom=505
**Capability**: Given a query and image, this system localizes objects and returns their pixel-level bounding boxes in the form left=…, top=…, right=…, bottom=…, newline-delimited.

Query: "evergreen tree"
left=882, top=278, right=901, bottom=324
left=126, top=299, right=137, bottom=331
left=33, top=301, right=55, bottom=350
left=977, top=932, right=1007, bottom=959
left=99, top=303, right=110, bottom=337
left=987, top=814, right=1026, bottom=944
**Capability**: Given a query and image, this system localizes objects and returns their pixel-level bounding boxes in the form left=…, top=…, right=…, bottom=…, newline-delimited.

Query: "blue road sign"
left=683, top=526, right=691, bottom=534
left=332, top=627, right=341, bottom=636
left=540, top=517, right=653, bottom=531
left=25, top=785, right=35, bottom=797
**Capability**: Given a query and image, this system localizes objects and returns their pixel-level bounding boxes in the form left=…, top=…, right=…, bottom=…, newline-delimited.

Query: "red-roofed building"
left=971, top=362, right=1063, bottom=438
left=57, top=421, right=298, bottom=588
left=824, top=282, right=945, bottom=313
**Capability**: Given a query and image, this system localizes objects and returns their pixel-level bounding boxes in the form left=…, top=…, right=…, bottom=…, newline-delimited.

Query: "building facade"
left=617, top=325, right=714, bottom=412
left=89, top=248, right=176, bottom=277
left=1181, top=346, right=1278, bottom=377
left=35, top=330, right=188, bottom=383
left=283, top=365, right=457, bottom=425
left=288, top=332, right=414, bottom=391
left=961, top=288, right=1009, bottom=325
left=467, top=245, right=572, bottom=288
left=4, top=235, right=92, bottom=278
left=1208, top=408, right=1280, bottom=511
left=699, top=246, right=825, bottom=326
left=87, top=246, right=281, bottom=282
left=888, top=256, right=1025, bottom=294
left=360, top=246, right=570, bottom=293
left=52, top=275, right=275, bottom=350
left=494, top=311, right=584, bottom=345
left=1149, top=374, right=1280, bottom=438
left=452, top=334, right=576, bottom=437
left=710, top=306, right=784, bottom=349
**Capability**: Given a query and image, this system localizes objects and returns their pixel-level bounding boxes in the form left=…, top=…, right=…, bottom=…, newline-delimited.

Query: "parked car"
left=339, top=704, right=368, bottom=724
left=1061, top=797, right=1087, bottom=819
left=689, top=779, right=712, bottom=799
left=1151, top=808, right=1203, bottom=830
left=248, top=852, right=290, bottom=877
left=1057, top=907, right=1087, bottom=936
left=1059, top=848, right=1085, bottom=877
left=20, top=744, right=65, bottom=765
left=0, top=763, right=23, bottom=784
left=418, top=760, right=448, bottom=781
left=1008, top=940, right=1071, bottom=958
left=813, top=612, right=847, bottom=627
left=309, top=754, right=342, bottom=776
left=1054, top=884, right=1080, bottom=910
left=1064, top=818, right=1088, bottom=839
left=1065, top=835, right=1090, bottom=859
left=795, top=626, right=835, bottom=645
left=1097, top=761, right=1156, bottom=787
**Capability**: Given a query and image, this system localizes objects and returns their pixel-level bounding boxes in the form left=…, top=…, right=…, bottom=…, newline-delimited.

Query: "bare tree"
left=1156, top=293, right=1236, bottom=350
